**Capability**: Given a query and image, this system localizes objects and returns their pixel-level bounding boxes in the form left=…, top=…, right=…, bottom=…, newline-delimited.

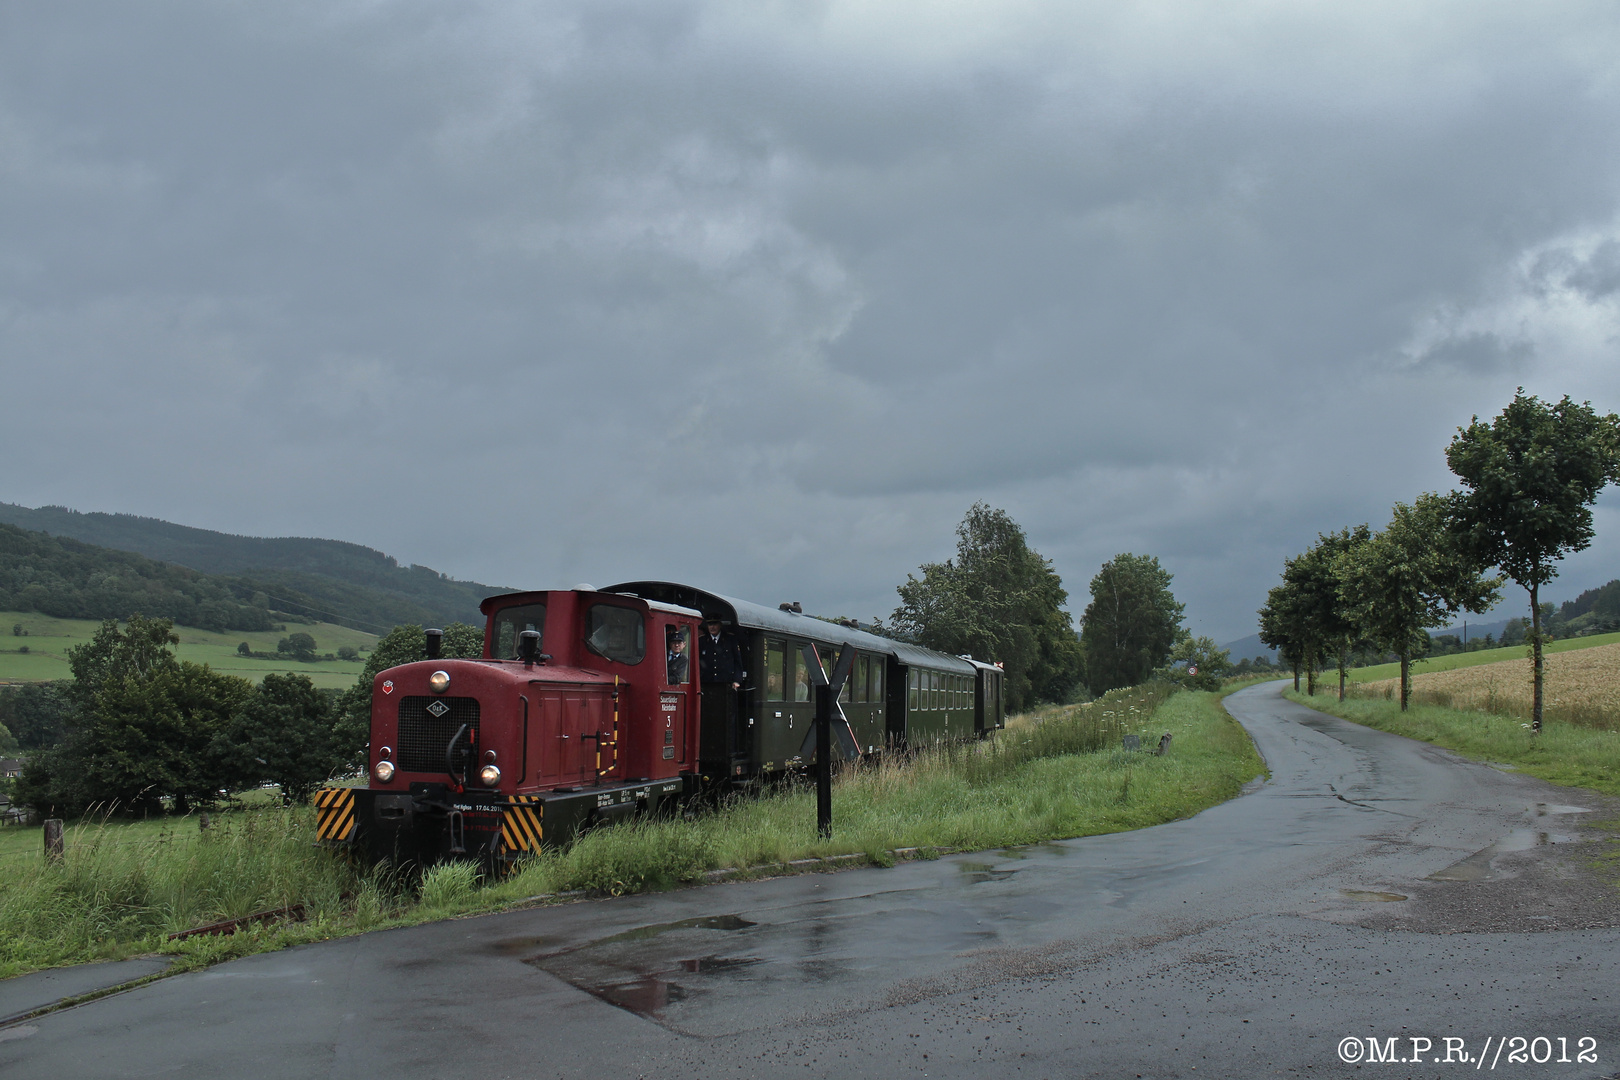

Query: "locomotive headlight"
left=374, top=759, right=396, bottom=782
left=429, top=670, right=450, bottom=693
left=478, top=764, right=501, bottom=787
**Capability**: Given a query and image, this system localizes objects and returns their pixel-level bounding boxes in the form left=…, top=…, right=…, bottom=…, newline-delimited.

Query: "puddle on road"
left=584, top=976, right=690, bottom=1014
left=1342, top=889, right=1408, bottom=902
left=487, top=936, right=563, bottom=956
left=1534, top=803, right=1592, bottom=817
left=957, top=861, right=1020, bottom=884
left=1428, top=830, right=1578, bottom=882
left=678, top=955, right=764, bottom=974
left=996, top=842, right=1068, bottom=860
left=526, top=914, right=763, bottom=1021
left=589, top=913, right=756, bottom=948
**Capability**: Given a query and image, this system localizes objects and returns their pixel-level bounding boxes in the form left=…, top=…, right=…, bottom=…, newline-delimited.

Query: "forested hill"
left=1, top=522, right=283, bottom=632
left=0, top=504, right=513, bottom=632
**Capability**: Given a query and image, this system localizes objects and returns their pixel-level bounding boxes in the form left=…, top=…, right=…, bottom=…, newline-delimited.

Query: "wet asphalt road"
left=2, top=681, right=1616, bottom=1079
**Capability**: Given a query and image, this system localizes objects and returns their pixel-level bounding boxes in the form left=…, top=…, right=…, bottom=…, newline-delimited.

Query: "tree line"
left=886, top=504, right=1220, bottom=710
left=11, top=615, right=481, bottom=816
left=1259, top=391, right=1620, bottom=730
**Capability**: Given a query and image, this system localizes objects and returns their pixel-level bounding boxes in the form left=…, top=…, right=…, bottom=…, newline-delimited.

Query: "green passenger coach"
left=604, top=581, right=1004, bottom=784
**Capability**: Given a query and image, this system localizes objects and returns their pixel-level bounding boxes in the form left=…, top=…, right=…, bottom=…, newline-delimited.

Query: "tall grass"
left=2, top=683, right=1264, bottom=977
left=0, top=808, right=393, bottom=978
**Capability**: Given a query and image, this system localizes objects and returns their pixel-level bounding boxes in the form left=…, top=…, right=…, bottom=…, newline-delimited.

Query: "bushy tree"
left=1336, top=495, right=1501, bottom=710
left=0, top=682, right=72, bottom=749
left=277, top=632, right=318, bottom=662
left=1258, top=581, right=1310, bottom=692
left=224, top=673, right=344, bottom=801
left=1081, top=553, right=1184, bottom=695
left=1164, top=635, right=1231, bottom=691
left=17, top=615, right=253, bottom=815
left=1445, top=390, right=1620, bottom=731
left=1266, top=526, right=1372, bottom=699
left=890, top=504, right=1085, bottom=712
left=333, top=622, right=483, bottom=767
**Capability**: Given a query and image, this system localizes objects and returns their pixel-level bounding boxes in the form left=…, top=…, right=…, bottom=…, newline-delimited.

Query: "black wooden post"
left=43, top=818, right=64, bottom=862
left=815, top=683, right=832, bottom=838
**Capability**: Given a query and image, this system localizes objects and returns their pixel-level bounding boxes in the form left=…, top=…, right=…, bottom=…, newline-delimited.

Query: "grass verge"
left=1283, top=688, right=1620, bottom=797
left=1, top=684, right=1264, bottom=981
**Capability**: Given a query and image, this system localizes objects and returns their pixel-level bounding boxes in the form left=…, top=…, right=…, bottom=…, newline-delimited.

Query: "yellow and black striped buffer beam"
left=502, top=795, right=544, bottom=854
left=312, top=787, right=356, bottom=843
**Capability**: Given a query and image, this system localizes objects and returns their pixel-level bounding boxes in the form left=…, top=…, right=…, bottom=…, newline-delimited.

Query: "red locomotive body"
left=313, top=587, right=703, bottom=868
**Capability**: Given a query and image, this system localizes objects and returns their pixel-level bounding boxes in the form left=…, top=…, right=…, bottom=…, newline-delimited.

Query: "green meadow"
left=1345, top=629, right=1620, bottom=683
left=0, top=610, right=377, bottom=689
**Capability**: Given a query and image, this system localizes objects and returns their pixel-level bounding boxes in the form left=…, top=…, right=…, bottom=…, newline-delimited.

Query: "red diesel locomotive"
left=313, top=582, right=1003, bottom=869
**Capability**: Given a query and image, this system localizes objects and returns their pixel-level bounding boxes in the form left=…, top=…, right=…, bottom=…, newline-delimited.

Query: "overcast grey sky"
left=4, top=1, right=1620, bottom=642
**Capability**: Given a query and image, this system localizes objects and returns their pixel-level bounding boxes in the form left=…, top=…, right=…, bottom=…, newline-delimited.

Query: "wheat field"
left=1356, top=641, right=1620, bottom=729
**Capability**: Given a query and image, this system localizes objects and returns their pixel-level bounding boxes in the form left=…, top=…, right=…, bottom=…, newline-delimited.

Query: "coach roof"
left=603, top=580, right=976, bottom=673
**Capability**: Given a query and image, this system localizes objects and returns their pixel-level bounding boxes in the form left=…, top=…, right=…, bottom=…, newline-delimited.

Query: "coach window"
left=908, top=669, right=918, bottom=710
left=793, top=644, right=811, bottom=702
left=584, top=604, right=644, bottom=665
left=766, top=639, right=786, bottom=701
left=491, top=603, right=546, bottom=659
left=855, top=656, right=869, bottom=703
left=869, top=660, right=883, bottom=704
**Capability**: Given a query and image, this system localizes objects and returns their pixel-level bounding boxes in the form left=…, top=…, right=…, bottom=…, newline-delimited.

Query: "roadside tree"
left=1081, top=553, right=1184, bottom=695
left=225, top=673, right=343, bottom=801
left=891, top=504, right=1085, bottom=712
left=1445, top=390, right=1620, bottom=732
left=1336, top=496, right=1501, bottom=710
left=1293, top=526, right=1372, bottom=699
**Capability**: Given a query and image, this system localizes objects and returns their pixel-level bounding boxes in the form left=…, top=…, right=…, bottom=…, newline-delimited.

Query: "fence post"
left=199, top=812, right=211, bottom=831
left=43, top=818, right=64, bottom=862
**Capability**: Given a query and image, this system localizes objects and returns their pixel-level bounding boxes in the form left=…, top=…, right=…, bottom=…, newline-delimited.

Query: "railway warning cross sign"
left=798, top=642, right=861, bottom=838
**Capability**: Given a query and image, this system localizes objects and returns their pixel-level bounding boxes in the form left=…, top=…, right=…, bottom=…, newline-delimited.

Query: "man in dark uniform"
left=666, top=632, right=689, bottom=684
left=698, top=617, right=745, bottom=689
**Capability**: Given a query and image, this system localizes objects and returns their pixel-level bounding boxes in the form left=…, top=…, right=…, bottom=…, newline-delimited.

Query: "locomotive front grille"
left=396, top=696, right=481, bottom=773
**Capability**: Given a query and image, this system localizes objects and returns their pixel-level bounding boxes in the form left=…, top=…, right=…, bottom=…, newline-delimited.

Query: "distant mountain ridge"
left=0, top=503, right=513, bottom=633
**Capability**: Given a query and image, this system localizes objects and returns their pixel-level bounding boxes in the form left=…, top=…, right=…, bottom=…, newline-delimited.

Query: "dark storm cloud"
left=4, top=0, right=1620, bottom=641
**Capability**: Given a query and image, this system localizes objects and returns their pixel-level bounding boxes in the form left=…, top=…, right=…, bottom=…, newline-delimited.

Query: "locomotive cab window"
left=665, top=625, right=691, bottom=684
left=584, top=604, right=645, bottom=665
left=490, top=603, right=546, bottom=659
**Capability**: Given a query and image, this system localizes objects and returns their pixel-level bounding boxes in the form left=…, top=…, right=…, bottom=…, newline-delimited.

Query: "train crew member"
left=698, top=616, right=745, bottom=689
left=666, top=630, right=689, bottom=684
